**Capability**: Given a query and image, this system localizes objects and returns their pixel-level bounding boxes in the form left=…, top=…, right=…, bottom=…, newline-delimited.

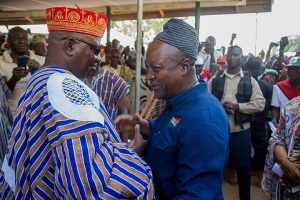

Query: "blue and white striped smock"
left=0, top=66, right=154, bottom=200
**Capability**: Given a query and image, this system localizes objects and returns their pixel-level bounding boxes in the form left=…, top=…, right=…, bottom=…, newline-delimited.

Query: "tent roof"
left=0, top=0, right=273, bottom=25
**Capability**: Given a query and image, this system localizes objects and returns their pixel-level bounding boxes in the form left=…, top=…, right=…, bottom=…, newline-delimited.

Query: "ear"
left=180, top=58, right=193, bottom=76
left=63, top=38, right=76, bottom=56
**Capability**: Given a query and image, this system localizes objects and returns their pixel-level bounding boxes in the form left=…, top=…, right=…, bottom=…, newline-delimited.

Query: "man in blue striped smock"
left=0, top=6, right=154, bottom=199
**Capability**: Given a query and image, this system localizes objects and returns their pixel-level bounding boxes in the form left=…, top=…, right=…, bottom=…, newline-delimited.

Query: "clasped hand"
left=223, top=101, right=238, bottom=115
left=115, top=114, right=147, bottom=156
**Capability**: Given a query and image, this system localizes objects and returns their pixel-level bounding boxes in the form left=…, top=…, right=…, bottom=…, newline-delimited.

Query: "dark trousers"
left=229, top=128, right=251, bottom=200
left=251, top=128, right=268, bottom=171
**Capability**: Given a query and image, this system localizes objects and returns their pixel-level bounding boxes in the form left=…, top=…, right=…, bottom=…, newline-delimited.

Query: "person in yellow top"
left=102, top=48, right=122, bottom=75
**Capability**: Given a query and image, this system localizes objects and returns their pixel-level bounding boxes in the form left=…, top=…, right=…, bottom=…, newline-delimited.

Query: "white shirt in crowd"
left=271, top=84, right=290, bottom=115
left=198, top=49, right=222, bottom=68
left=0, top=50, right=45, bottom=115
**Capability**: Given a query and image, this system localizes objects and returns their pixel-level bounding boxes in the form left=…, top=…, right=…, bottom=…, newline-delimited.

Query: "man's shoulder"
left=276, top=79, right=289, bottom=87
left=33, top=54, right=46, bottom=65
left=181, top=91, right=225, bottom=118
left=249, top=76, right=259, bottom=84
left=0, top=51, right=14, bottom=67
left=27, top=67, right=66, bottom=89
left=257, top=79, right=272, bottom=89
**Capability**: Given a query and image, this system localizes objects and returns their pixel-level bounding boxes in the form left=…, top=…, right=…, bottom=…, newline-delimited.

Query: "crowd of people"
left=0, top=5, right=299, bottom=200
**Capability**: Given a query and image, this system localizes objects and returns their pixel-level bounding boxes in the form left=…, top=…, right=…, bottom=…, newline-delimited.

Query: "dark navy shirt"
left=145, top=82, right=230, bottom=200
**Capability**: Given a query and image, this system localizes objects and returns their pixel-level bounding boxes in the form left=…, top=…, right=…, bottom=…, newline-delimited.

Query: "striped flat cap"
left=154, top=18, right=199, bottom=60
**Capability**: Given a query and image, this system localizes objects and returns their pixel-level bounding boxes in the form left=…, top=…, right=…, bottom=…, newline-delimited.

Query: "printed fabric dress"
left=262, top=96, right=300, bottom=200
left=0, top=66, right=154, bottom=200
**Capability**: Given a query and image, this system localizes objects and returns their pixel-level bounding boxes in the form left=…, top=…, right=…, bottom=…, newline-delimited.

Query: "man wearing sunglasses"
left=0, top=6, right=154, bottom=199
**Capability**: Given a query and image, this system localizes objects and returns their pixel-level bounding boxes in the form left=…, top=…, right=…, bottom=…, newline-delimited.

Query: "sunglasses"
left=61, top=37, right=100, bottom=55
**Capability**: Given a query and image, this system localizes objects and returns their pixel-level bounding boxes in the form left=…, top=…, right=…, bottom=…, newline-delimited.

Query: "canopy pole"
left=106, top=6, right=111, bottom=44
left=195, top=1, right=200, bottom=37
left=135, top=0, right=143, bottom=113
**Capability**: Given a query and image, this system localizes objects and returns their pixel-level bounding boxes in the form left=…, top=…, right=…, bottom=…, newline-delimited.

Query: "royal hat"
left=46, top=6, right=107, bottom=37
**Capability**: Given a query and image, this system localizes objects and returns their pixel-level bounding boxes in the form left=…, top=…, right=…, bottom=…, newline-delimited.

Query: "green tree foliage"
left=112, top=20, right=137, bottom=39
left=112, top=18, right=188, bottom=44
left=285, top=35, right=300, bottom=53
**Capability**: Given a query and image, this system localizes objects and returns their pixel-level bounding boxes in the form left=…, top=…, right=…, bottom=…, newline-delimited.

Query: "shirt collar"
left=165, top=81, right=208, bottom=111
left=221, top=68, right=244, bottom=78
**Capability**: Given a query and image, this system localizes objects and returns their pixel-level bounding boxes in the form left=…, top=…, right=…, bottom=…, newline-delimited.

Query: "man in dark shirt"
left=244, top=56, right=273, bottom=184
left=116, top=18, right=229, bottom=200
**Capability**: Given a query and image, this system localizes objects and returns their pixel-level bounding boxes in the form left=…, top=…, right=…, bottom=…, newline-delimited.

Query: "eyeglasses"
left=61, top=37, right=100, bottom=55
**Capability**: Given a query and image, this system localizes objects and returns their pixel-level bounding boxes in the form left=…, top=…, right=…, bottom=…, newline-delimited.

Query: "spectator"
left=124, top=50, right=151, bottom=113
left=121, top=45, right=130, bottom=65
left=209, top=45, right=265, bottom=200
left=195, top=56, right=204, bottom=81
left=102, top=48, right=122, bottom=75
left=112, top=38, right=120, bottom=49
left=259, top=69, right=279, bottom=85
left=91, top=68, right=130, bottom=120
left=199, top=36, right=222, bottom=81
left=32, top=34, right=47, bottom=57
left=271, top=56, right=300, bottom=124
left=244, top=56, right=273, bottom=186
left=0, top=27, right=45, bottom=115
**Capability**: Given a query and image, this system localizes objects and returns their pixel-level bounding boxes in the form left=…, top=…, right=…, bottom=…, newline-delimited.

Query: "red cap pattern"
left=46, top=7, right=107, bottom=37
